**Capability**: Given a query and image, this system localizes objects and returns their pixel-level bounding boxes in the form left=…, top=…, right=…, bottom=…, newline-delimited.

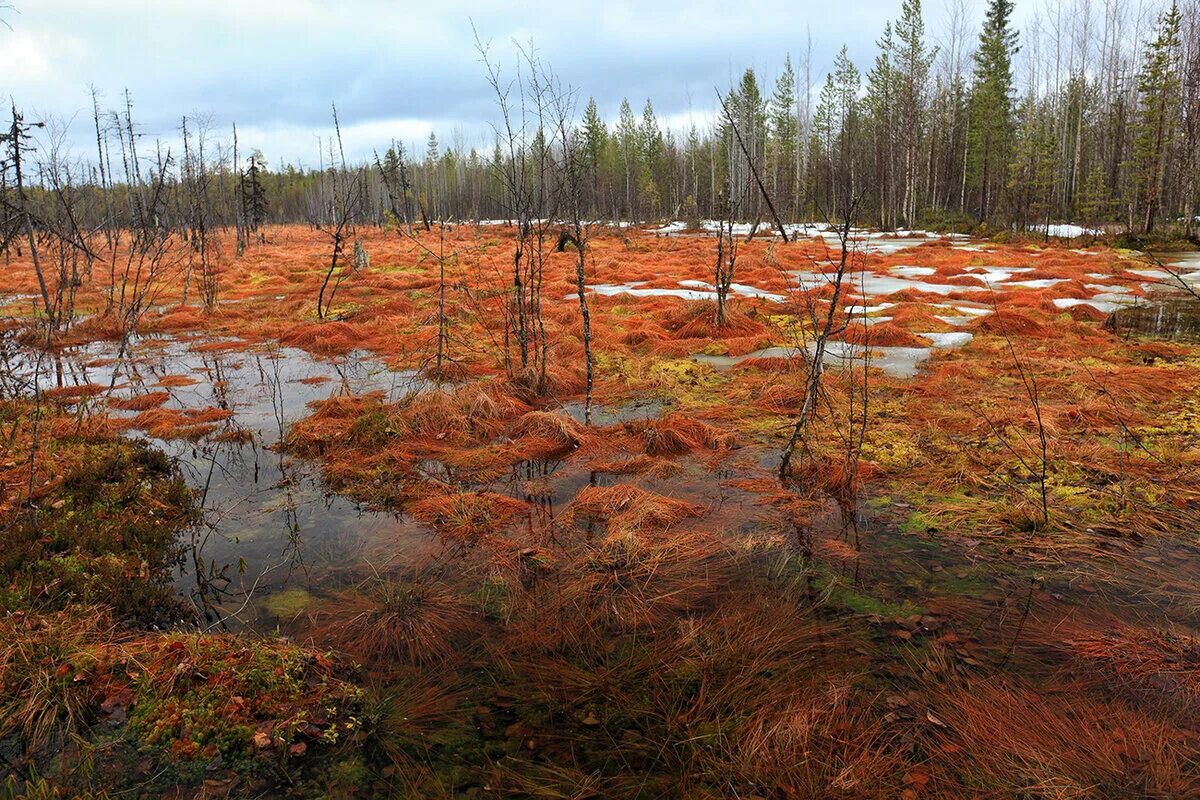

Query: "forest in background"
left=3, top=0, right=1199, bottom=257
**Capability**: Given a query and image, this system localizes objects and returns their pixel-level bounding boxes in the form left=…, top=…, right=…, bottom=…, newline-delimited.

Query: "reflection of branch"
left=1141, top=251, right=1200, bottom=302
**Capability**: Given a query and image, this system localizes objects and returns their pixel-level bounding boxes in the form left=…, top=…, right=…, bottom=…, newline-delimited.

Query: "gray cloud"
left=1, top=0, right=1038, bottom=165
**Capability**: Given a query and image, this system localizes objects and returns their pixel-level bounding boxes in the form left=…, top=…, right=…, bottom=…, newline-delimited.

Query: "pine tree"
left=967, top=0, right=1018, bottom=222
left=1131, top=2, right=1182, bottom=234
left=1008, top=97, right=1056, bottom=231
left=616, top=99, right=640, bottom=220
left=1078, top=162, right=1113, bottom=228
left=581, top=97, right=607, bottom=214
left=770, top=57, right=799, bottom=215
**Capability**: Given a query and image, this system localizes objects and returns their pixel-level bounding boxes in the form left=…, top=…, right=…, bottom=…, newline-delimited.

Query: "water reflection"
left=1107, top=296, right=1200, bottom=341
left=1, top=332, right=433, bottom=629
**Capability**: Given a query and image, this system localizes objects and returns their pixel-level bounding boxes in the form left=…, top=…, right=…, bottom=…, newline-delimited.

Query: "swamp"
left=3, top=0, right=1200, bottom=796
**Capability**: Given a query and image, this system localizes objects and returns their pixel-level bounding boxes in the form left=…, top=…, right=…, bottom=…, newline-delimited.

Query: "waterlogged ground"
left=1, top=333, right=439, bottom=628
left=3, top=225, right=1200, bottom=797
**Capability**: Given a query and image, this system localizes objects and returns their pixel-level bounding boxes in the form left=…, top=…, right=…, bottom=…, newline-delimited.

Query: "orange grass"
left=932, top=679, right=1200, bottom=798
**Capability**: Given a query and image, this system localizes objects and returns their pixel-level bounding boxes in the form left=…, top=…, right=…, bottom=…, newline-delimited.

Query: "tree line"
left=3, top=0, right=1199, bottom=242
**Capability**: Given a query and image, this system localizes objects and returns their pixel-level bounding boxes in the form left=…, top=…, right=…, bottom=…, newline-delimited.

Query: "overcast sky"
left=2, top=0, right=1048, bottom=167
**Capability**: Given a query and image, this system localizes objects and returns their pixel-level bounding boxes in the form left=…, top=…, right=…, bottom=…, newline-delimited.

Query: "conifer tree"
left=1131, top=2, right=1182, bottom=233
left=967, top=0, right=1018, bottom=221
left=616, top=99, right=639, bottom=220
left=581, top=97, right=607, bottom=214
left=770, top=57, right=799, bottom=215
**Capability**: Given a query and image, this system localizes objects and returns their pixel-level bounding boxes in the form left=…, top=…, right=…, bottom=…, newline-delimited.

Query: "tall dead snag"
left=780, top=196, right=863, bottom=480
left=90, top=86, right=115, bottom=254
left=2, top=105, right=52, bottom=328
left=552, top=76, right=595, bottom=423
left=314, top=104, right=365, bottom=321
left=180, top=115, right=219, bottom=310
left=232, top=123, right=245, bottom=256
left=476, top=32, right=561, bottom=395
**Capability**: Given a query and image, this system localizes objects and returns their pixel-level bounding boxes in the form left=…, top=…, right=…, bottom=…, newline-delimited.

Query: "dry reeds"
left=567, top=483, right=704, bottom=534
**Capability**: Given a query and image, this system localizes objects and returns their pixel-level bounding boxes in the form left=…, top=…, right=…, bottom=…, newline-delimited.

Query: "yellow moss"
left=860, top=437, right=922, bottom=470
left=262, top=587, right=314, bottom=618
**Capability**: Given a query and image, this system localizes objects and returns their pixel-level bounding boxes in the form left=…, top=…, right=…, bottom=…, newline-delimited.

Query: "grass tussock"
left=306, top=576, right=480, bottom=670
left=566, top=483, right=704, bottom=534
left=1068, top=625, right=1200, bottom=715
left=635, top=412, right=734, bottom=456
left=409, top=489, right=529, bottom=539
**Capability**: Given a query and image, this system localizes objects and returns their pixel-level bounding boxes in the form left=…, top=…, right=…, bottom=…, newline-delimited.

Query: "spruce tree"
left=640, top=99, right=664, bottom=217
left=1131, top=2, right=1182, bottom=234
left=616, top=99, right=640, bottom=220
left=967, top=0, right=1018, bottom=222
left=581, top=97, right=607, bottom=213
left=770, top=57, right=799, bottom=214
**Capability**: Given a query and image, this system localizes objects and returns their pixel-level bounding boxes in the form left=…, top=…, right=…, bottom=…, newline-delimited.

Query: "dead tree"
left=476, top=31, right=562, bottom=395
left=314, top=105, right=365, bottom=320
left=717, top=87, right=790, bottom=242
left=232, top=123, right=246, bottom=256
left=713, top=181, right=742, bottom=327
left=180, top=115, right=219, bottom=310
left=553, top=77, right=596, bottom=423
left=780, top=195, right=863, bottom=479
left=1, top=104, right=51, bottom=328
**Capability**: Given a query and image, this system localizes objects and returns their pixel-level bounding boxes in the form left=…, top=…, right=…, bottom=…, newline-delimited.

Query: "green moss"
left=128, top=635, right=362, bottom=762
left=347, top=407, right=394, bottom=447
left=818, top=574, right=922, bottom=617
left=0, top=436, right=198, bottom=624
left=262, top=587, right=315, bottom=619
left=900, top=510, right=942, bottom=535
left=474, top=576, right=510, bottom=621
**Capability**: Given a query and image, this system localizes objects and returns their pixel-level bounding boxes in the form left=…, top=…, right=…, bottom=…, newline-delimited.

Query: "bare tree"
left=475, top=31, right=562, bottom=395
left=780, top=195, right=864, bottom=479
left=713, top=182, right=741, bottom=327
left=717, top=87, right=790, bottom=242
left=552, top=75, right=597, bottom=423
left=1, top=104, right=51, bottom=327
left=314, top=105, right=366, bottom=320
